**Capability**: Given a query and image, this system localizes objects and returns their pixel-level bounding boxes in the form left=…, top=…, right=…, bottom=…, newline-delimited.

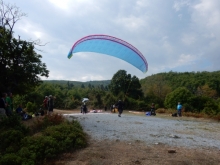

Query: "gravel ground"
left=64, top=112, right=220, bottom=150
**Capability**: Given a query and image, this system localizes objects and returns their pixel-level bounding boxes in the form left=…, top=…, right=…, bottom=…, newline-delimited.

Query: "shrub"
left=43, top=121, right=87, bottom=150
left=0, top=113, right=88, bottom=165
left=18, top=120, right=87, bottom=164
left=0, top=153, right=22, bottom=165
left=0, top=129, right=24, bottom=154
left=26, top=102, right=37, bottom=113
left=124, top=97, right=138, bottom=110
left=164, top=87, right=193, bottom=109
left=19, top=136, right=59, bottom=162
left=30, top=113, right=65, bottom=134
left=0, top=114, right=28, bottom=132
left=156, top=108, right=166, bottom=113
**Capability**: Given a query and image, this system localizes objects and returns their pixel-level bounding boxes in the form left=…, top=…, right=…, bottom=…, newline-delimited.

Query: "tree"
left=0, top=1, right=49, bottom=94
left=127, top=75, right=143, bottom=99
left=109, top=70, right=143, bottom=100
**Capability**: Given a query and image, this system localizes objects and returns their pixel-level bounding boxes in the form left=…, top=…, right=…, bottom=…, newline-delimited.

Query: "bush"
left=0, top=114, right=28, bottom=132
left=0, top=114, right=88, bottom=165
left=198, top=99, right=219, bottom=116
left=164, top=87, right=193, bottom=109
left=125, top=97, right=138, bottom=110
left=43, top=121, right=87, bottom=149
left=19, top=136, right=59, bottom=162
left=17, top=120, right=87, bottom=164
left=0, top=129, right=24, bottom=154
left=29, top=113, right=65, bottom=134
left=0, top=153, right=22, bottom=165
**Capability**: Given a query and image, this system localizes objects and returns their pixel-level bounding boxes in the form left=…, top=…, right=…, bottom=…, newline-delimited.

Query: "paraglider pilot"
left=116, top=100, right=123, bottom=117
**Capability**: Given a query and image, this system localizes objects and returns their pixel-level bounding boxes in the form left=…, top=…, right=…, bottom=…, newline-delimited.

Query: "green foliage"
left=124, top=97, right=138, bottom=110
left=17, top=120, right=87, bottom=164
left=0, top=129, right=24, bottom=154
left=0, top=114, right=29, bottom=132
left=42, top=121, right=87, bottom=149
left=164, top=87, right=193, bottom=109
left=109, top=70, right=143, bottom=100
left=44, top=80, right=110, bottom=88
left=30, top=113, right=65, bottom=134
left=141, top=71, right=220, bottom=97
left=26, top=102, right=37, bottom=113
left=103, top=92, right=117, bottom=107
left=13, top=95, right=26, bottom=110
left=0, top=153, right=22, bottom=165
left=0, top=113, right=87, bottom=165
left=0, top=27, right=49, bottom=94
left=202, top=99, right=219, bottom=116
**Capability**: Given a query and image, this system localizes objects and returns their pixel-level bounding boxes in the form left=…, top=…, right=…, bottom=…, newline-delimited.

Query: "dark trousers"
left=177, top=109, right=182, bottom=117
left=118, top=108, right=123, bottom=115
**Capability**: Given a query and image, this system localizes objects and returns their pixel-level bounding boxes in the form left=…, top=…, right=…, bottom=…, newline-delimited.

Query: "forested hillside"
left=140, top=71, right=220, bottom=97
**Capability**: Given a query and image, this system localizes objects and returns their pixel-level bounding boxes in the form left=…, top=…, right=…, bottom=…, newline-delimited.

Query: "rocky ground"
left=49, top=109, right=220, bottom=165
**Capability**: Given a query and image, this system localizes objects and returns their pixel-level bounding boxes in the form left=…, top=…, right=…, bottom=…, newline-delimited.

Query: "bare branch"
left=0, top=0, right=27, bottom=34
left=26, top=39, right=50, bottom=52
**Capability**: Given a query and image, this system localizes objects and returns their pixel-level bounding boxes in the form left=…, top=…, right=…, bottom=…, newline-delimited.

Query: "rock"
left=168, top=149, right=176, bottom=153
left=170, top=134, right=180, bottom=138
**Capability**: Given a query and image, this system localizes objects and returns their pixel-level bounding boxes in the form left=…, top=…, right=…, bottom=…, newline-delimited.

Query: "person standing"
left=82, top=103, right=87, bottom=114
left=177, top=102, right=182, bottom=117
left=150, top=103, right=156, bottom=116
left=116, top=100, right=123, bottom=117
left=48, top=95, right=54, bottom=115
left=81, top=105, right=83, bottom=113
left=43, top=96, right=48, bottom=114
left=0, top=93, right=7, bottom=117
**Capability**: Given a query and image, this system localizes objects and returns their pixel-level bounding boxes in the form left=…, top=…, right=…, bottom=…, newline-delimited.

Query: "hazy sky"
left=4, top=0, right=220, bottom=81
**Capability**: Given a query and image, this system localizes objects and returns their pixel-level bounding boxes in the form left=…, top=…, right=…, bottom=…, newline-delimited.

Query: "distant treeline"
left=12, top=70, right=220, bottom=119
left=44, top=80, right=111, bottom=88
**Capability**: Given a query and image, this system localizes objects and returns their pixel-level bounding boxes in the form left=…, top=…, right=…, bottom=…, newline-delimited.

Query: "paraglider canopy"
left=68, top=34, right=148, bottom=73
left=82, top=98, right=89, bottom=103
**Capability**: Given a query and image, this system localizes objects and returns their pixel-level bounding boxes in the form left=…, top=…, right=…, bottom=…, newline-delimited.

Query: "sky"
left=3, top=0, right=220, bottom=82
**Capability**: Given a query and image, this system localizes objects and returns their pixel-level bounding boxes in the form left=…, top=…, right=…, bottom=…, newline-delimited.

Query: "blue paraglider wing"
left=68, top=35, right=148, bottom=73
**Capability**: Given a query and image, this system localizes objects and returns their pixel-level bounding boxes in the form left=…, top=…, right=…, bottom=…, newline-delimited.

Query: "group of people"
left=0, top=92, right=13, bottom=117
left=43, top=95, right=54, bottom=115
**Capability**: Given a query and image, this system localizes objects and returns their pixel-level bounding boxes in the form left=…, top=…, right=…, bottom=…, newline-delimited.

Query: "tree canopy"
left=0, top=1, right=49, bottom=94
left=109, top=70, right=143, bottom=100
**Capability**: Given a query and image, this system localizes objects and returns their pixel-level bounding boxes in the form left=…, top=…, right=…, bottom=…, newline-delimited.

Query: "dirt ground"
left=47, top=110, right=220, bottom=165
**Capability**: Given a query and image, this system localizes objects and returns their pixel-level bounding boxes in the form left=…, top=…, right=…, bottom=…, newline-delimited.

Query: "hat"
left=45, top=96, right=48, bottom=98
left=49, top=95, right=52, bottom=97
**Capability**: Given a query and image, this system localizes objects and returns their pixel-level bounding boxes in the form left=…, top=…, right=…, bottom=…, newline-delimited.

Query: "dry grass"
left=156, top=108, right=220, bottom=121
